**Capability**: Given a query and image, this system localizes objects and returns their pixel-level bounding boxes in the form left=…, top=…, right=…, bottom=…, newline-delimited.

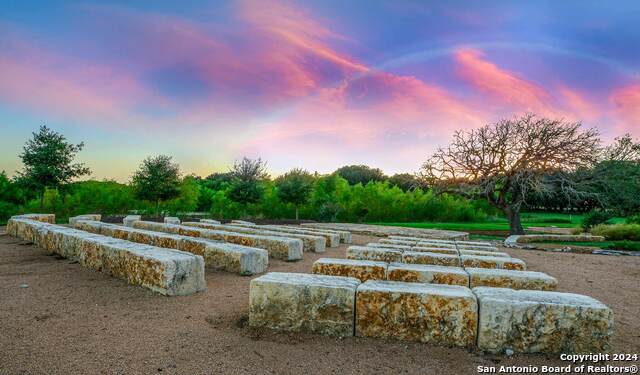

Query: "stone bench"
left=201, top=219, right=221, bottom=224
left=460, top=255, right=526, bottom=270
left=123, top=215, right=141, bottom=227
left=7, top=217, right=205, bottom=296
left=183, top=221, right=326, bottom=253
left=346, top=246, right=403, bottom=263
left=164, top=216, right=181, bottom=225
left=355, top=281, right=477, bottom=347
left=249, top=272, right=360, bottom=336
left=388, top=236, right=458, bottom=245
left=366, top=242, right=413, bottom=251
left=232, top=222, right=351, bottom=244
left=131, top=221, right=303, bottom=261
left=411, top=246, right=459, bottom=255
left=256, top=225, right=341, bottom=247
left=456, top=244, right=499, bottom=252
left=312, top=258, right=387, bottom=282
left=74, top=220, right=268, bottom=275
left=474, top=287, right=613, bottom=354
left=69, top=214, right=101, bottom=226
left=466, top=268, right=557, bottom=291
left=386, top=263, right=469, bottom=286
left=402, top=251, right=461, bottom=267
left=459, top=249, right=510, bottom=258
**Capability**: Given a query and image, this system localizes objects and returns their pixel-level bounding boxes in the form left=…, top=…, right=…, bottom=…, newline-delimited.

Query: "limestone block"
left=402, top=251, right=461, bottom=267
left=474, top=287, right=614, bottom=354
left=312, top=258, right=387, bottom=282
left=73, top=220, right=267, bottom=275
left=467, top=268, right=557, bottom=291
left=366, top=242, right=413, bottom=251
left=411, top=246, right=459, bottom=255
left=8, top=218, right=205, bottom=295
left=346, top=246, right=403, bottom=263
left=164, top=216, right=181, bottom=225
left=417, top=241, right=457, bottom=249
left=201, top=219, right=221, bottom=224
left=459, top=249, right=510, bottom=258
left=355, top=281, right=477, bottom=346
left=131, top=221, right=303, bottom=261
left=123, top=215, right=142, bottom=227
left=183, top=221, right=326, bottom=253
left=461, top=255, right=526, bottom=270
left=456, top=244, right=499, bottom=252
left=379, top=238, right=418, bottom=246
left=19, top=213, right=56, bottom=224
left=249, top=272, right=360, bottom=336
left=386, top=263, right=469, bottom=286
left=259, top=225, right=341, bottom=247
left=232, top=220, right=256, bottom=225
left=69, top=214, right=101, bottom=226
left=301, top=223, right=467, bottom=240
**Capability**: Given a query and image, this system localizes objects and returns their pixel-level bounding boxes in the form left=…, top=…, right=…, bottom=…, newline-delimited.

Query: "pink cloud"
left=454, top=48, right=555, bottom=115
left=610, top=84, right=640, bottom=125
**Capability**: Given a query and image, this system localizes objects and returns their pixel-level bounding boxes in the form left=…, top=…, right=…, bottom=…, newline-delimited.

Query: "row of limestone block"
left=128, top=220, right=303, bottom=261
left=72, top=219, right=267, bottom=275
left=8, top=215, right=205, bottom=296
left=229, top=220, right=352, bottom=245
left=382, top=236, right=500, bottom=252
left=299, top=222, right=468, bottom=240
left=312, top=258, right=557, bottom=290
left=346, top=245, right=526, bottom=270
left=181, top=221, right=328, bottom=253
left=248, top=272, right=613, bottom=354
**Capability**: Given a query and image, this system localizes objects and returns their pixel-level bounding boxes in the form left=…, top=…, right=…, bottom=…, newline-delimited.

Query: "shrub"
left=607, top=241, right=640, bottom=251
left=591, top=224, right=640, bottom=241
left=626, top=214, right=640, bottom=224
left=581, top=210, right=613, bottom=230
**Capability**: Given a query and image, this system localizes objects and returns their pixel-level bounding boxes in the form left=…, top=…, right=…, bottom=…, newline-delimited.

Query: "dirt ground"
left=1, top=229, right=639, bottom=375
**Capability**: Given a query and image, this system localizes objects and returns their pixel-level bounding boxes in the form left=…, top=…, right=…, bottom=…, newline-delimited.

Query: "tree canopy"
left=228, top=157, right=269, bottom=205
left=275, top=168, right=314, bottom=219
left=131, top=155, right=181, bottom=215
left=335, top=165, right=386, bottom=185
left=18, top=125, right=91, bottom=208
left=421, top=113, right=601, bottom=234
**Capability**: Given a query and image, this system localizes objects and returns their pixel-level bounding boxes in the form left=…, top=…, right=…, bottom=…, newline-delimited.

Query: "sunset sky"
left=1, top=0, right=639, bottom=181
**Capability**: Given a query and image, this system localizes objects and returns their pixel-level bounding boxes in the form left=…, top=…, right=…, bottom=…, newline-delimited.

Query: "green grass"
left=369, top=212, right=625, bottom=233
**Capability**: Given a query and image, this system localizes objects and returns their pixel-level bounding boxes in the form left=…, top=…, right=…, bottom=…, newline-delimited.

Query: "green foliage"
left=388, top=173, right=420, bottom=192
left=625, top=214, right=640, bottom=224
left=131, top=155, right=181, bottom=214
left=0, top=171, right=21, bottom=221
left=335, top=165, right=386, bottom=185
left=591, top=224, right=640, bottom=241
left=228, top=157, right=268, bottom=205
left=582, top=210, right=614, bottom=230
left=17, top=125, right=91, bottom=207
left=607, top=241, right=640, bottom=251
left=161, top=176, right=199, bottom=214
left=276, top=169, right=314, bottom=219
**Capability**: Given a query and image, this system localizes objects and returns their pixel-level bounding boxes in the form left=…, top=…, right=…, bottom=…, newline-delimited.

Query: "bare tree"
left=421, top=113, right=601, bottom=234
left=602, top=133, right=640, bottom=162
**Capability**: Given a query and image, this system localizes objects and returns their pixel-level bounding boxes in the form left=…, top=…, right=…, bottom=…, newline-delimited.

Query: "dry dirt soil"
left=1, top=229, right=639, bottom=374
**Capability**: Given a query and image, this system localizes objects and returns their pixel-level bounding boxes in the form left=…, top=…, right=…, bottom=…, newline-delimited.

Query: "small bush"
left=591, top=224, right=640, bottom=241
left=607, top=241, right=640, bottom=251
left=581, top=210, right=613, bottom=230
left=626, top=214, right=640, bottom=225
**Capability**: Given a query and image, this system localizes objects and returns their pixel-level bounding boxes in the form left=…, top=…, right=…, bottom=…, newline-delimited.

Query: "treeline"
left=0, top=169, right=496, bottom=224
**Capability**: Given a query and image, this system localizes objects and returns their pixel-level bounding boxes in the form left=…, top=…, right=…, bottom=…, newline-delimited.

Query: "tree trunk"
left=295, top=206, right=299, bottom=221
left=505, top=206, right=525, bottom=235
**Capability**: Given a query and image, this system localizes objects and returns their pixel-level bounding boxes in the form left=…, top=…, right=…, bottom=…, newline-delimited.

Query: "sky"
left=1, top=0, right=639, bottom=182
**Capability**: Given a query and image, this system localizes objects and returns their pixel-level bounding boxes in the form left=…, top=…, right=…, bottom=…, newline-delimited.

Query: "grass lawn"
left=369, top=212, right=626, bottom=235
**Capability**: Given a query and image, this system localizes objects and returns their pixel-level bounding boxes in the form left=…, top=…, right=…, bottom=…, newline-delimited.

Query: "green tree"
left=228, top=157, right=269, bottom=205
left=18, top=125, right=91, bottom=209
left=422, top=113, right=600, bottom=234
left=275, top=168, right=314, bottom=220
left=131, top=155, right=181, bottom=216
left=335, top=165, right=386, bottom=185
left=388, top=173, right=420, bottom=192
